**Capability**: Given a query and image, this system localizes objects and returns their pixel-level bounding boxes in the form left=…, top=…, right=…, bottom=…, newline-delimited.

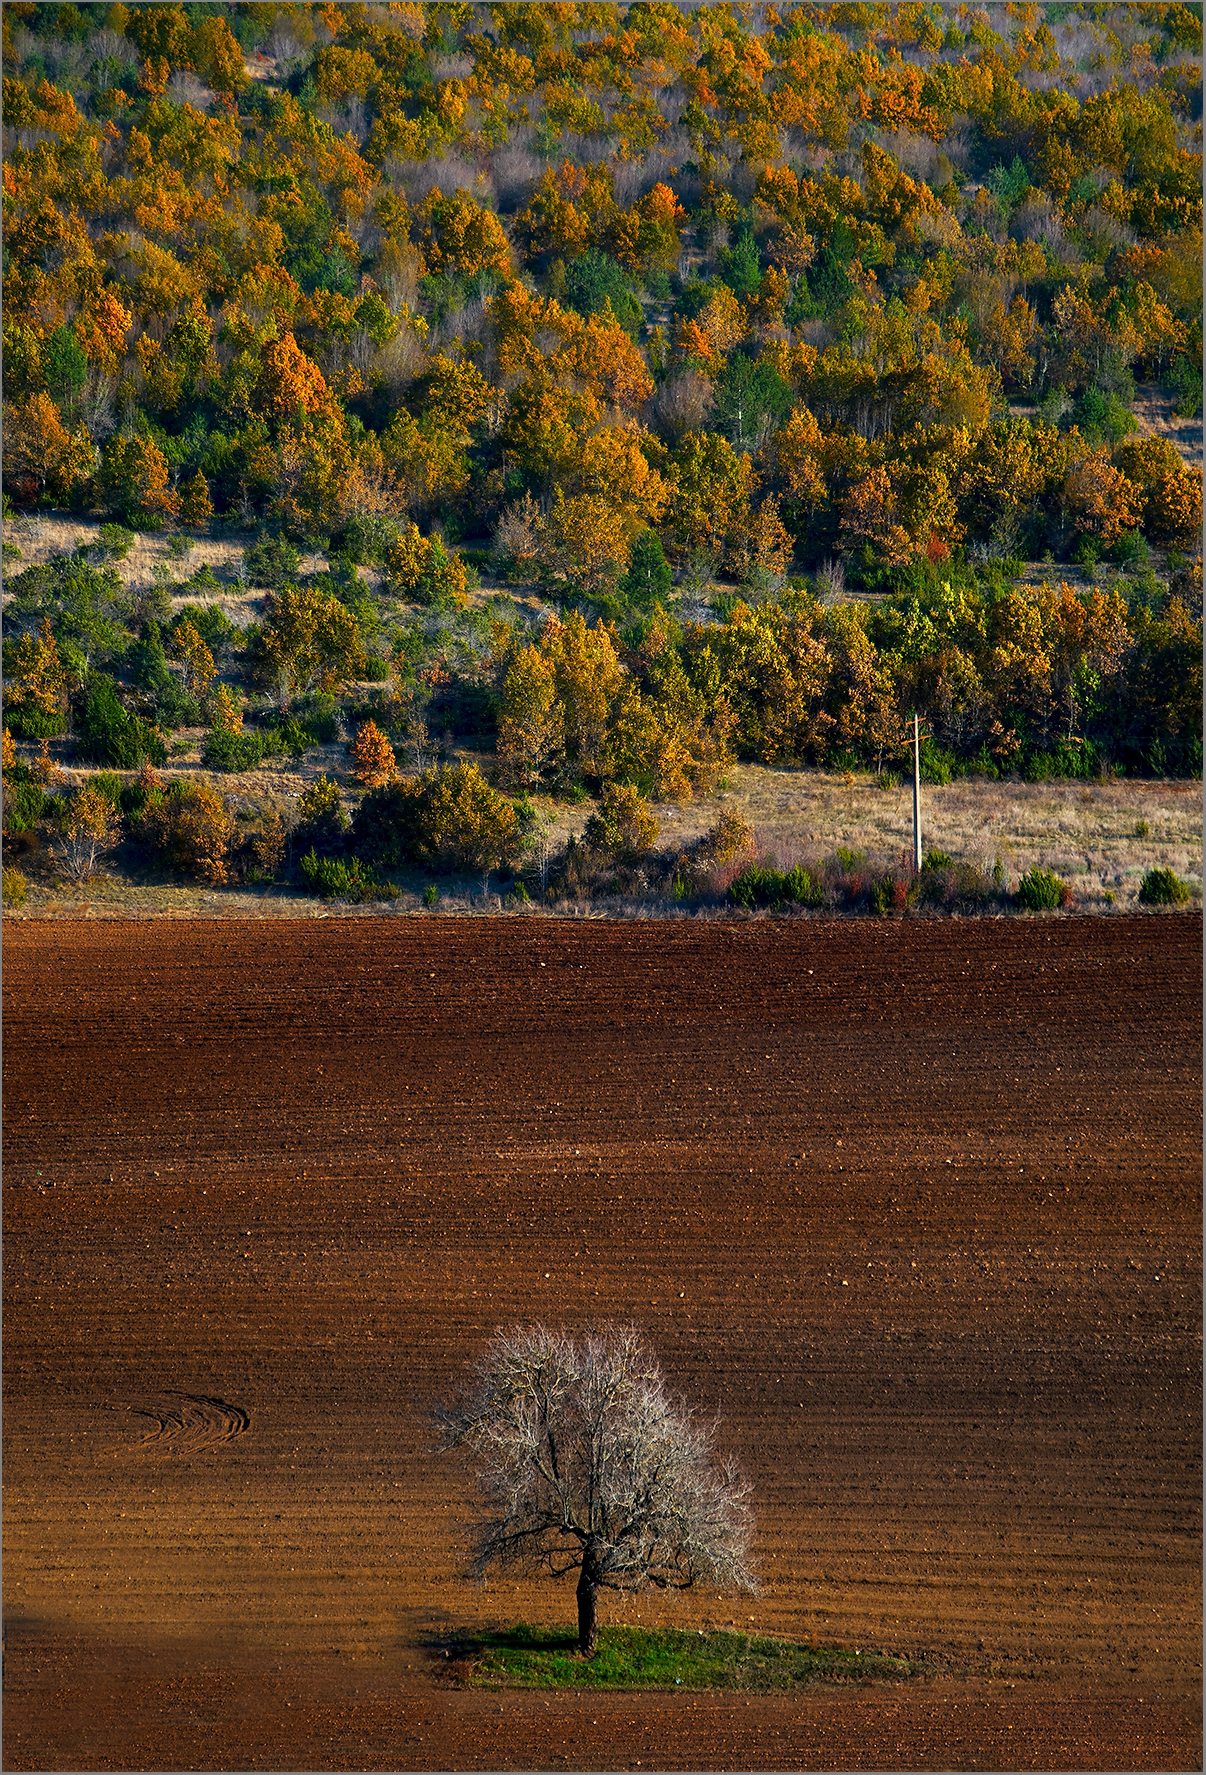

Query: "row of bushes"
left=726, top=857, right=1189, bottom=914
left=1, top=752, right=1195, bottom=913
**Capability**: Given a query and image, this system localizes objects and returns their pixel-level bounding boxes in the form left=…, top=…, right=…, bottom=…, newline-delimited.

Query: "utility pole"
left=912, top=711, right=922, bottom=873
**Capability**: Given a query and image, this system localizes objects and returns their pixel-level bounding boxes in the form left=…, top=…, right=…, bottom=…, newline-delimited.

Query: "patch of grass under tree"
left=454, top=1623, right=927, bottom=1692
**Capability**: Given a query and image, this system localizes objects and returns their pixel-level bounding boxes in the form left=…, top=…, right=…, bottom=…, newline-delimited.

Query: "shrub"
left=173, top=601, right=233, bottom=649
left=293, top=694, right=341, bottom=743
left=728, top=863, right=823, bottom=909
left=293, top=774, right=348, bottom=850
left=89, top=771, right=125, bottom=809
left=5, top=701, right=66, bottom=739
left=2, top=866, right=28, bottom=907
left=334, top=511, right=400, bottom=565
left=422, top=882, right=438, bottom=907
left=353, top=762, right=521, bottom=873
left=1138, top=866, right=1190, bottom=906
left=298, top=847, right=396, bottom=902
left=138, top=780, right=234, bottom=883
left=271, top=717, right=313, bottom=758
left=201, top=726, right=270, bottom=772
left=75, top=676, right=167, bottom=768
left=1016, top=866, right=1071, bottom=910
left=3, top=776, right=52, bottom=832
left=918, top=741, right=955, bottom=785
left=244, top=814, right=286, bottom=881
left=96, top=523, right=136, bottom=560
left=916, top=856, right=999, bottom=912
left=244, top=534, right=301, bottom=588
left=583, top=783, right=659, bottom=862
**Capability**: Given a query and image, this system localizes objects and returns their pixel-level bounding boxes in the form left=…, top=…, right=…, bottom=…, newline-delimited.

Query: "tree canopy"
left=438, top=1322, right=756, bottom=1656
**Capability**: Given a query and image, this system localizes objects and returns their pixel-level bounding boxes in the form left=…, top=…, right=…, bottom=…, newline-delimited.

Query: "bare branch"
left=437, top=1322, right=757, bottom=1652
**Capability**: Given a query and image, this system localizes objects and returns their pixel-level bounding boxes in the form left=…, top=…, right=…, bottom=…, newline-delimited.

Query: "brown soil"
left=3, top=915, right=1201, bottom=1771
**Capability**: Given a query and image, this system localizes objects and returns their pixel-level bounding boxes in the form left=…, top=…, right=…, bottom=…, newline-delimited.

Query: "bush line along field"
left=2, top=2, right=1202, bottom=913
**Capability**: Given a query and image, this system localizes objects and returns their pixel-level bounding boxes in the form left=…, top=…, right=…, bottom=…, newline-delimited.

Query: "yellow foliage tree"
left=171, top=619, right=216, bottom=698
left=350, top=719, right=397, bottom=787
left=583, top=781, right=659, bottom=860
left=208, top=682, right=243, bottom=732
left=540, top=612, right=626, bottom=779
left=537, top=491, right=633, bottom=595
left=180, top=470, right=214, bottom=527
left=1061, top=448, right=1144, bottom=546
left=496, top=643, right=564, bottom=790
left=417, top=190, right=512, bottom=280
left=54, top=783, right=120, bottom=880
left=8, top=619, right=68, bottom=723
left=3, top=393, right=95, bottom=503
left=139, top=780, right=234, bottom=885
left=261, top=585, right=363, bottom=698
left=253, top=332, right=335, bottom=426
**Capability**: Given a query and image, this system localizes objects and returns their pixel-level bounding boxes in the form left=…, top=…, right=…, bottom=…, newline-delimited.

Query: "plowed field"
left=3, top=915, right=1201, bottom=1771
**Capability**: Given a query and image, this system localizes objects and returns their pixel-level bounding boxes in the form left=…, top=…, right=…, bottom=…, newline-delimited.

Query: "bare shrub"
left=373, top=327, right=428, bottom=398
left=493, top=492, right=543, bottom=578
left=53, top=785, right=121, bottom=882
left=1009, top=194, right=1076, bottom=260
left=652, top=370, right=715, bottom=442
left=383, top=153, right=492, bottom=205
left=814, top=558, right=846, bottom=603
left=266, top=26, right=305, bottom=72
left=373, top=239, right=422, bottom=315
left=1081, top=206, right=1136, bottom=253
left=166, top=70, right=215, bottom=109
left=437, top=1322, right=757, bottom=1657
left=492, top=142, right=544, bottom=214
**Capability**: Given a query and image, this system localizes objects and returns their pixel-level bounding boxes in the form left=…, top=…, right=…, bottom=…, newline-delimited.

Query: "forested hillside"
left=2, top=2, right=1202, bottom=906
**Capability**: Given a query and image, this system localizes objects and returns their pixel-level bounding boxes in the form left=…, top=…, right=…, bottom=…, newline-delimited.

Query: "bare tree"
left=53, top=785, right=121, bottom=882
left=652, top=369, right=716, bottom=443
left=437, top=1323, right=756, bottom=1657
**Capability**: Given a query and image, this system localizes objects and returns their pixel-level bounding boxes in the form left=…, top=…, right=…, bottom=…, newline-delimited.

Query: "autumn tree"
left=583, top=783, right=659, bottom=862
left=208, top=683, right=243, bottom=732
left=496, top=644, right=564, bottom=789
left=1061, top=448, right=1144, bottom=547
left=98, top=434, right=181, bottom=523
left=2, top=393, right=95, bottom=505
left=138, top=780, right=234, bottom=885
left=438, top=1323, right=756, bottom=1658
left=540, top=613, right=626, bottom=780
left=668, top=431, right=755, bottom=563
left=385, top=524, right=468, bottom=605
left=352, top=763, right=520, bottom=874
left=32, top=736, right=65, bottom=787
left=6, top=618, right=68, bottom=736
left=180, top=471, right=214, bottom=528
left=260, top=584, right=363, bottom=701
left=53, top=784, right=121, bottom=882
left=536, top=491, right=632, bottom=595
left=171, top=619, right=216, bottom=699
left=349, top=719, right=397, bottom=787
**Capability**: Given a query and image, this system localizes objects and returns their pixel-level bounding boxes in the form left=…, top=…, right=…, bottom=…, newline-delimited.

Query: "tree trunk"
left=577, top=1541, right=602, bottom=1657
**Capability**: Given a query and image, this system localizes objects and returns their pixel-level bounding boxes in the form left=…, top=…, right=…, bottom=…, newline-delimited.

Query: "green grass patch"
left=452, top=1623, right=925, bottom=1692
